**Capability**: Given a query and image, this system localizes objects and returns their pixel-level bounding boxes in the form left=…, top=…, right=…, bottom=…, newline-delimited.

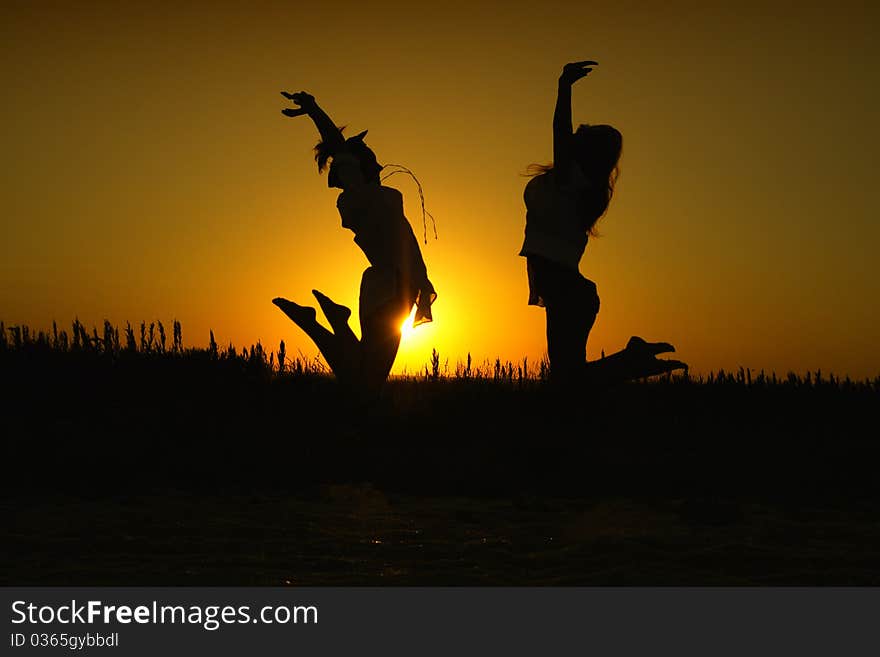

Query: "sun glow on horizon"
left=1, top=3, right=878, bottom=380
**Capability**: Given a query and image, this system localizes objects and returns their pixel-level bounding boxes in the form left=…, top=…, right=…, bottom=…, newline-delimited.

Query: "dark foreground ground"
left=2, top=333, right=879, bottom=584
left=5, top=490, right=879, bottom=585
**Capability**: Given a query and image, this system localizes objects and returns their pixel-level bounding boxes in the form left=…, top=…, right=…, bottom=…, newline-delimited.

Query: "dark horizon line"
left=2, top=317, right=878, bottom=385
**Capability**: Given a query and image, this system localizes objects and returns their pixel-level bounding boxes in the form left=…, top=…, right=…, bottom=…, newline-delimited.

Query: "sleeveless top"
left=334, top=153, right=436, bottom=325
left=518, top=163, right=591, bottom=270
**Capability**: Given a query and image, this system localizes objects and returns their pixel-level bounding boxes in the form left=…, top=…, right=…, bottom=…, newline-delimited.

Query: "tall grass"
left=0, top=318, right=326, bottom=378
left=1, top=318, right=878, bottom=390
left=2, top=318, right=879, bottom=505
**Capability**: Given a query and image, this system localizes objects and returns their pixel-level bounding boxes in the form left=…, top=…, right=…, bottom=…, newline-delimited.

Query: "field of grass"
left=2, top=320, right=879, bottom=584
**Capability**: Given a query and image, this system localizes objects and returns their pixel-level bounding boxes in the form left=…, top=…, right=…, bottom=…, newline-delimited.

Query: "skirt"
left=525, top=254, right=599, bottom=314
left=359, top=265, right=436, bottom=327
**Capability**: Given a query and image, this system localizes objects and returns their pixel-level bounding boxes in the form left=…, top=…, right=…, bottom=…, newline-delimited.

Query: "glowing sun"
left=400, top=307, right=417, bottom=340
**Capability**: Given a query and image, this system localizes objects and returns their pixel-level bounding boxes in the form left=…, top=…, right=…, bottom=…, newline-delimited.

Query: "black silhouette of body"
left=520, top=62, right=686, bottom=384
left=273, top=91, right=436, bottom=393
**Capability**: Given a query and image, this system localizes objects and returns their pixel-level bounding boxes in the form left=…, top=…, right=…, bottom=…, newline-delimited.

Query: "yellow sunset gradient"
left=2, top=1, right=879, bottom=378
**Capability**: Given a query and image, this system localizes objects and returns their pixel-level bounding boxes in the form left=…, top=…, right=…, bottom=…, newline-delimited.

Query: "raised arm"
left=553, top=61, right=597, bottom=181
left=281, top=91, right=345, bottom=153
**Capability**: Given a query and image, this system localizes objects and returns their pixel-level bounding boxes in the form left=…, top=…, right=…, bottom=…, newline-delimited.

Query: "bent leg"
left=272, top=297, right=358, bottom=382
left=312, top=289, right=358, bottom=345
left=545, top=276, right=599, bottom=385
left=545, top=302, right=587, bottom=384
left=359, top=300, right=407, bottom=393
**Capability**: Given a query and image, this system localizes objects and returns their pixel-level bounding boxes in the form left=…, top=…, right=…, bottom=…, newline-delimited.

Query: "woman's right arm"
left=281, top=91, right=345, bottom=153
left=553, top=61, right=597, bottom=181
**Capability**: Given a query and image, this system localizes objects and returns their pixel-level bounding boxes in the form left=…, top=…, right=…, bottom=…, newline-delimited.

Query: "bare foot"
left=312, top=289, right=352, bottom=325
left=625, top=336, right=675, bottom=356
left=624, top=336, right=687, bottom=375
left=272, top=297, right=317, bottom=326
left=585, top=336, right=687, bottom=383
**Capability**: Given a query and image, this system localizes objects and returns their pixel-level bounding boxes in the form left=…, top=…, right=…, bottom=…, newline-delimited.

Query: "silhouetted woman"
left=520, top=62, right=685, bottom=384
left=273, top=91, right=436, bottom=394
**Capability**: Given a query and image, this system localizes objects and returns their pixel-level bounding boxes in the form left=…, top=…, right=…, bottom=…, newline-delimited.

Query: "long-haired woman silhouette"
left=273, top=91, right=436, bottom=394
left=520, top=62, right=685, bottom=384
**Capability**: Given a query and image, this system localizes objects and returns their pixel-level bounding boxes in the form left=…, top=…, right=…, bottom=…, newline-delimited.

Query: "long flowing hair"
left=527, top=123, right=622, bottom=236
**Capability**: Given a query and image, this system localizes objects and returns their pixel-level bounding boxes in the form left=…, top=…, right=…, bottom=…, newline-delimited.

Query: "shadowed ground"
left=2, top=325, right=878, bottom=584
left=5, top=491, right=879, bottom=585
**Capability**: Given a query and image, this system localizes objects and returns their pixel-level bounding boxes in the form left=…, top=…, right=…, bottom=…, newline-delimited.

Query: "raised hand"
left=280, top=90, right=317, bottom=117
left=559, top=61, right=598, bottom=85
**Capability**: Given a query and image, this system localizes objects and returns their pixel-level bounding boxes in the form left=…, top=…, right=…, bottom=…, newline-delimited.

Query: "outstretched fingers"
left=280, top=90, right=316, bottom=118
left=561, top=60, right=598, bottom=83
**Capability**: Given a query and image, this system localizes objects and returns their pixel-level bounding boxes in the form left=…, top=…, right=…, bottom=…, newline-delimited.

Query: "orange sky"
left=2, top=1, right=879, bottom=379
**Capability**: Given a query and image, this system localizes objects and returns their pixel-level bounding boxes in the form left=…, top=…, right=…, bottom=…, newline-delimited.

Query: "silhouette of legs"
left=272, top=297, right=317, bottom=326
left=274, top=269, right=415, bottom=394
left=529, top=256, right=600, bottom=384
left=545, top=288, right=599, bottom=384
left=359, top=297, right=409, bottom=392
left=311, top=290, right=357, bottom=342
left=272, top=297, right=358, bottom=382
left=353, top=266, right=416, bottom=392
left=526, top=256, right=686, bottom=385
